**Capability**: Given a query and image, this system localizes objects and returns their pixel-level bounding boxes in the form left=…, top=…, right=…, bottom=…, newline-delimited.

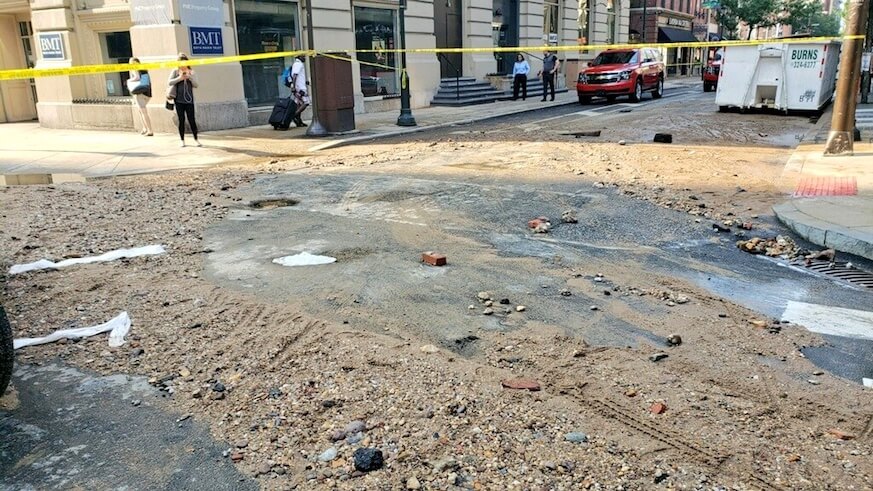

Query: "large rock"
left=353, top=448, right=384, bottom=472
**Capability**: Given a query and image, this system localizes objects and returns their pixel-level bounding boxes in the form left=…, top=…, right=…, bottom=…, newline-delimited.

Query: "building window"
left=577, top=0, right=590, bottom=44
left=544, top=0, right=559, bottom=44
left=18, top=22, right=37, bottom=103
left=606, top=0, right=617, bottom=44
left=354, top=6, right=398, bottom=97
left=100, top=31, right=132, bottom=97
left=235, top=0, right=300, bottom=108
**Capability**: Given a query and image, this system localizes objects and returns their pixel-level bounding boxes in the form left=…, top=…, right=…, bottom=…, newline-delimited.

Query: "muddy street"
left=2, top=89, right=872, bottom=490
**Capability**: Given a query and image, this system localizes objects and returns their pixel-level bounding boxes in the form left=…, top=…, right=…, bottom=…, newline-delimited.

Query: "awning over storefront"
left=658, top=27, right=698, bottom=43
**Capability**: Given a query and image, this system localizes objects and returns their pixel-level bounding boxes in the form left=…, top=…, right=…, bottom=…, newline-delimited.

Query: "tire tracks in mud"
left=559, top=384, right=788, bottom=491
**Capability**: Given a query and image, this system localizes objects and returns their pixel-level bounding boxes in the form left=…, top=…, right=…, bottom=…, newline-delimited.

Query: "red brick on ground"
left=650, top=402, right=667, bottom=414
left=421, top=252, right=447, bottom=266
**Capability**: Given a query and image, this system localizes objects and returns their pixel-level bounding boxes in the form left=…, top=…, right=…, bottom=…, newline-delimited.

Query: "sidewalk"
left=774, top=109, right=873, bottom=260
left=0, top=78, right=700, bottom=178
left=0, top=91, right=576, bottom=178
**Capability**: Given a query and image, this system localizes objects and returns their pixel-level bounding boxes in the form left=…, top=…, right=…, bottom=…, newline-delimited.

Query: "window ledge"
left=363, top=94, right=400, bottom=101
left=72, top=98, right=131, bottom=105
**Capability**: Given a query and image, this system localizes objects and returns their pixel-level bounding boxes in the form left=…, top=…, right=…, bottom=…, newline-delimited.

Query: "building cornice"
left=628, top=7, right=694, bottom=19
left=0, top=0, right=29, bottom=15
left=76, top=5, right=131, bottom=27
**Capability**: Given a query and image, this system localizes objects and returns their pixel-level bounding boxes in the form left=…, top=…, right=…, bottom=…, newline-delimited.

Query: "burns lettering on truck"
left=790, top=48, right=820, bottom=69
left=791, top=49, right=818, bottom=60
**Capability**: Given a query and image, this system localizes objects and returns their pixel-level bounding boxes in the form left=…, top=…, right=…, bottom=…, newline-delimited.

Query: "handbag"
left=165, top=83, right=176, bottom=110
left=127, top=73, right=151, bottom=95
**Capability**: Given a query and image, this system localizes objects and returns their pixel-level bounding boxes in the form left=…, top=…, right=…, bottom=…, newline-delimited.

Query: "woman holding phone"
left=168, top=53, right=201, bottom=147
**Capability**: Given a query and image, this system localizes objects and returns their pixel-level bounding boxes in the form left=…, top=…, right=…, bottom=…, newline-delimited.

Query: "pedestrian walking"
left=511, top=54, right=530, bottom=101
left=538, top=50, right=560, bottom=102
left=127, top=57, right=153, bottom=136
left=168, top=53, right=201, bottom=147
left=290, top=54, right=310, bottom=128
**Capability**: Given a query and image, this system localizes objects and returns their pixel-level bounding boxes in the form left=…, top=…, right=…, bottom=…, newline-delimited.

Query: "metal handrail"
left=437, top=52, right=461, bottom=100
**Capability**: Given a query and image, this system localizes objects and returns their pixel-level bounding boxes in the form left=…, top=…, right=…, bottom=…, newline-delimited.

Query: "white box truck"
left=715, top=41, right=840, bottom=112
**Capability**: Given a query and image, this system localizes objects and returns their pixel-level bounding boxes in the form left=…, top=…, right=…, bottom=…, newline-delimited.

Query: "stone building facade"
left=0, top=0, right=629, bottom=131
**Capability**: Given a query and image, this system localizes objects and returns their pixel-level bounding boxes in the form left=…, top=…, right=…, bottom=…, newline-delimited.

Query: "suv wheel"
left=652, top=77, right=664, bottom=99
left=630, top=80, right=643, bottom=103
left=0, top=306, right=13, bottom=396
left=578, top=94, right=591, bottom=105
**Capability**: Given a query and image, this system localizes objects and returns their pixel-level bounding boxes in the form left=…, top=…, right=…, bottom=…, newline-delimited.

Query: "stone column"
left=132, top=0, right=248, bottom=133
left=405, top=0, right=441, bottom=107
left=464, top=0, right=495, bottom=80
left=30, top=0, right=81, bottom=128
left=305, top=0, right=358, bottom=111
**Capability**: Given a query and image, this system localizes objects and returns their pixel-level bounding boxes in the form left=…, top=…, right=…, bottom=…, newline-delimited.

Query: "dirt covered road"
left=2, top=92, right=872, bottom=490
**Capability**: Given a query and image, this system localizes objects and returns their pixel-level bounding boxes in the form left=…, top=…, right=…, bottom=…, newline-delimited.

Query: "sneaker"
left=145, top=133, right=153, bottom=137
left=180, top=141, right=186, bottom=147
left=195, top=139, right=202, bottom=147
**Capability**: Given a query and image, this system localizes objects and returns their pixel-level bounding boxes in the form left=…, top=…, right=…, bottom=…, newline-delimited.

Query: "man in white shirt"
left=289, top=54, right=310, bottom=127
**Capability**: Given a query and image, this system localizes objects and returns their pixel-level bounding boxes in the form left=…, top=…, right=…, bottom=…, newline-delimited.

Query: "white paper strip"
left=272, top=252, right=337, bottom=267
left=14, top=312, right=131, bottom=349
left=9, top=245, right=166, bottom=275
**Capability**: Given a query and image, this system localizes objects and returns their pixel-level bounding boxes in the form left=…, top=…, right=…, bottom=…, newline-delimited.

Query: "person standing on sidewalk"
left=127, top=58, right=153, bottom=136
left=511, top=54, right=530, bottom=101
left=168, top=53, right=201, bottom=147
left=290, top=54, right=310, bottom=128
left=538, top=51, right=560, bottom=102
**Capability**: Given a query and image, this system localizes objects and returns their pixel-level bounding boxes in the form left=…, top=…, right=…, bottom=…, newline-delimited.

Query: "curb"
left=308, top=79, right=699, bottom=152
left=774, top=198, right=873, bottom=261
left=308, top=98, right=580, bottom=152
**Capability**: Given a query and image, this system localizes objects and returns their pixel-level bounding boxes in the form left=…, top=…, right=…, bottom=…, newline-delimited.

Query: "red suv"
left=702, top=48, right=723, bottom=92
left=577, top=48, right=665, bottom=104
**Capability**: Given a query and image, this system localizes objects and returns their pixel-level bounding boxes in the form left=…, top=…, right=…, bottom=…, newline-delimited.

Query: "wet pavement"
left=0, top=363, right=255, bottom=490
left=202, top=171, right=873, bottom=385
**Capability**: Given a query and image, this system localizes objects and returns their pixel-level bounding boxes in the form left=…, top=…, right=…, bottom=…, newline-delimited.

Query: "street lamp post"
left=304, top=0, right=328, bottom=136
left=396, top=0, right=417, bottom=126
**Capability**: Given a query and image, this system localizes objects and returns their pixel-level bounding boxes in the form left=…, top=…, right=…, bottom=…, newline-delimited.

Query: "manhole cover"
left=791, top=259, right=873, bottom=289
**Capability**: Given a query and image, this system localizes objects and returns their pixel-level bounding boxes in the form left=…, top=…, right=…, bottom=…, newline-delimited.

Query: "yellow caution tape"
left=0, top=35, right=863, bottom=82
left=0, top=50, right=311, bottom=81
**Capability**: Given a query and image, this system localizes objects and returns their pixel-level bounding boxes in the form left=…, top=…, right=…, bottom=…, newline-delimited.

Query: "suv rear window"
left=593, top=51, right=638, bottom=65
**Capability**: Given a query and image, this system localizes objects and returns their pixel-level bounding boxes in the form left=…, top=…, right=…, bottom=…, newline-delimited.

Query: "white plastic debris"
left=272, top=252, right=336, bottom=267
left=864, top=378, right=873, bottom=389
left=9, top=245, right=166, bottom=275
left=14, top=312, right=131, bottom=350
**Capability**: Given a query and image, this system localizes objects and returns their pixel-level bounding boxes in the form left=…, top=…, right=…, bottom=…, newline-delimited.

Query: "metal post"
left=642, top=0, right=648, bottom=43
left=304, top=0, right=328, bottom=137
left=397, top=0, right=417, bottom=126
left=861, top=0, right=873, bottom=103
left=825, top=0, right=868, bottom=154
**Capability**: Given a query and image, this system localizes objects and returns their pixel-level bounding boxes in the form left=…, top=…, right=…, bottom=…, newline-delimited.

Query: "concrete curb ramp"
left=774, top=197, right=873, bottom=260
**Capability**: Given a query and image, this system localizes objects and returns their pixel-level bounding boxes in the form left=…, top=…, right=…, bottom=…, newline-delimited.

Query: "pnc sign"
left=39, top=33, right=65, bottom=60
left=189, top=27, right=223, bottom=56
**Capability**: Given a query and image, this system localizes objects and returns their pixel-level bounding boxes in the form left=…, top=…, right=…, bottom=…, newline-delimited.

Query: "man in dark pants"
left=538, top=51, right=560, bottom=102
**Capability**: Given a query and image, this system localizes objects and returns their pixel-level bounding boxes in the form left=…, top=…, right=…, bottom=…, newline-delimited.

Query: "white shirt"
left=291, top=59, right=307, bottom=93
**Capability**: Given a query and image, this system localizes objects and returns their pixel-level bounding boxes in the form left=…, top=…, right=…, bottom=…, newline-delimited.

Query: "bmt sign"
left=39, top=33, right=65, bottom=60
left=189, top=27, right=223, bottom=55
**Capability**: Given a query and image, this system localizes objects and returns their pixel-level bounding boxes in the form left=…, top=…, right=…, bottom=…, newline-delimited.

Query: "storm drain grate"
left=791, top=259, right=873, bottom=289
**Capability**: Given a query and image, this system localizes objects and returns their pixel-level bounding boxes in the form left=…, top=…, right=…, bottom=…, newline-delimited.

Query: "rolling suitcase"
left=269, top=97, right=297, bottom=130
